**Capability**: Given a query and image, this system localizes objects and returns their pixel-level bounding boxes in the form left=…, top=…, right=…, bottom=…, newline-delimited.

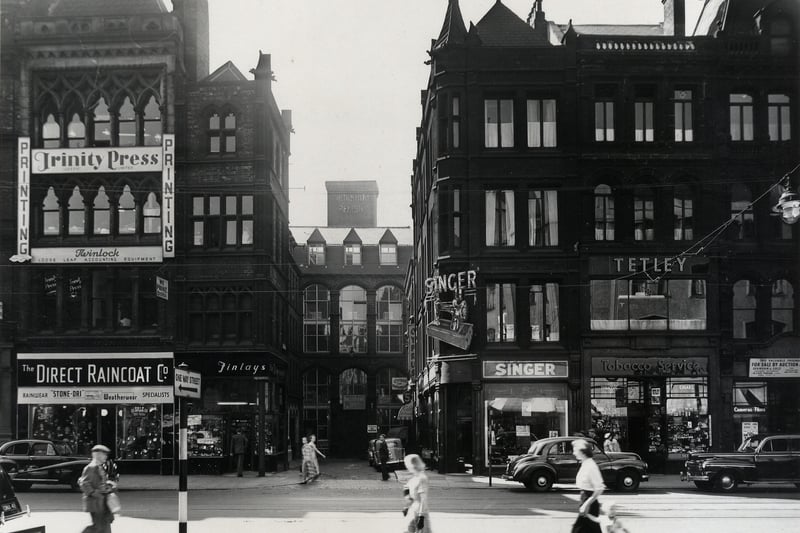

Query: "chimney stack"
left=662, top=0, right=685, bottom=37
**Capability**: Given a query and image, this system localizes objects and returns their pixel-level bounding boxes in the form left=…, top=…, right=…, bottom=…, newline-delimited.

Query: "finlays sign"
left=30, top=146, right=163, bottom=174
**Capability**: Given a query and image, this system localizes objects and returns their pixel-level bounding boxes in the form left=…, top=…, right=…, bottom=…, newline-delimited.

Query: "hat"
left=91, top=444, right=110, bottom=453
left=604, top=432, right=611, bottom=439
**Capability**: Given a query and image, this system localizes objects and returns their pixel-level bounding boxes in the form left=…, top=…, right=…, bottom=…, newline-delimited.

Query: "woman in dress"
left=571, top=438, right=605, bottom=533
left=403, top=454, right=431, bottom=533
left=300, top=437, right=314, bottom=483
left=307, top=434, right=326, bottom=481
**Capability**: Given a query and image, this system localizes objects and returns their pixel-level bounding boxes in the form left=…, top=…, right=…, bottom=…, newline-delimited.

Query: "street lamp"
left=773, top=181, right=800, bottom=225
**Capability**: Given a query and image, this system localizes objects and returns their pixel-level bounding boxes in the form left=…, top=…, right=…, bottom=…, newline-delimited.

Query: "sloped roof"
left=291, top=227, right=413, bottom=246
left=566, top=24, right=665, bottom=36
left=44, top=0, right=168, bottom=16
left=343, top=228, right=362, bottom=244
left=379, top=229, right=398, bottom=244
left=474, top=0, right=549, bottom=47
left=203, top=61, right=249, bottom=83
left=434, top=0, right=468, bottom=50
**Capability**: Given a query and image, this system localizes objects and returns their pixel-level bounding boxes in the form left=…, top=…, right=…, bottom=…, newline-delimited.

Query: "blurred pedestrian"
left=307, top=434, right=325, bottom=481
left=604, top=433, right=621, bottom=453
left=403, top=454, right=431, bottom=533
left=79, top=444, right=116, bottom=533
left=300, top=436, right=316, bottom=483
left=377, top=434, right=390, bottom=481
left=231, top=428, right=248, bottom=477
left=571, top=439, right=605, bottom=533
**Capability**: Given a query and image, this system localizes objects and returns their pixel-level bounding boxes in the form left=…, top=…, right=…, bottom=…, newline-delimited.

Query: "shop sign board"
left=749, top=358, right=800, bottom=378
left=30, top=246, right=163, bottom=264
left=17, top=138, right=31, bottom=256
left=342, top=394, right=366, bottom=410
left=391, top=377, right=408, bottom=391
left=425, top=268, right=477, bottom=350
left=17, top=352, right=174, bottom=404
left=174, top=368, right=202, bottom=399
left=156, top=276, right=169, bottom=300
left=367, top=424, right=378, bottom=433
left=592, top=357, right=707, bottom=377
left=30, top=146, right=163, bottom=174
left=515, top=425, right=530, bottom=437
left=589, top=256, right=707, bottom=276
left=483, top=361, right=569, bottom=379
left=161, top=134, right=175, bottom=257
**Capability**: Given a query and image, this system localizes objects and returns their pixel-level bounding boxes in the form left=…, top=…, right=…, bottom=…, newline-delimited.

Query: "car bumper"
left=680, top=472, right=709, bottom=482
left=501, top=474, right=514, bottom=481
left=641, top=474, right=649, bottom=481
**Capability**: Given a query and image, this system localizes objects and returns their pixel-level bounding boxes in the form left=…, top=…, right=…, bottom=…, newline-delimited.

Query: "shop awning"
left=489, top=397, right=559, bottom=413
left=396, top=402, right=414, bottom=421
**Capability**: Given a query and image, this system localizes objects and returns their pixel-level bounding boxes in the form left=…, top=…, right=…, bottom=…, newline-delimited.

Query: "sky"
left=203, top=0, right=706, bottom=228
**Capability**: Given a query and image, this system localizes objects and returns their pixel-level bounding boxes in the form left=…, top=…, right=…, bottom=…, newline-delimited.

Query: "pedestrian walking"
left=377, top=434, right=391, bottom=481
left=308, top=434, right=325, bottom=480
left=300, top=437, right=316, bottom=483
left=571, top=438, right=605, bottom=533
left=402, top=454, right=431, bottom=533
left=603, top=433, right=621, bottom=453
left=78, top=444, right=117, bottom=533
left=230, top=428, right=248, bottom=477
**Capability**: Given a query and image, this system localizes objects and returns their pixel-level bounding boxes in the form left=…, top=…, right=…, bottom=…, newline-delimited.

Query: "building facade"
left=291, top=181, right=413, bottom=457
left=0, top=0, right=299, bottom=474
left=409, top=0, right=799, bottom=474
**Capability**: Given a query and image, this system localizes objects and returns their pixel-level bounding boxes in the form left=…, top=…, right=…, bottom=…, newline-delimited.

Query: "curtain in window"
left=527, top=100, right=541, bottom=147
left=501, top=284, right=515, bottom=341
left=543, top=100, right=557, bottom=147
left=485, top=100, right=498, bottom=148
left=546, top=283, right=560, bottom=341
left=500, top=100, right=514, bottom=148
left=544, top=190, right=558, bottom=245
left=486, top=191, right=497, bottom=245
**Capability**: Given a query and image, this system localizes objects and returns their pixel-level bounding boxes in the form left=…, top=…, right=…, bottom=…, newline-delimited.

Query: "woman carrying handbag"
left=402, top=454, right=431, bottom=533
left=571, top=439, right=605, bottom=533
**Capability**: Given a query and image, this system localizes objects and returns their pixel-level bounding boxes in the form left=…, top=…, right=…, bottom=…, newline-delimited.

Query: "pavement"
left=115, top=458, right=687, bottom=491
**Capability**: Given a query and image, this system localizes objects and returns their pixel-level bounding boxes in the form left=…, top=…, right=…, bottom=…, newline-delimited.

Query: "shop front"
left=732, top=356, right=800, bottom=445
left=483, top=360, right=571, bottom=469
left=16, top=352, right=174, bottom=474
left=590, top=356, right=709, bottom=473
left=179, top=353, right=288, bottom=474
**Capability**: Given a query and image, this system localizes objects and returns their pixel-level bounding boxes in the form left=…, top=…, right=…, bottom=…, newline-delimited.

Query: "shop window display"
left=30, top=405, right=97, bottom=456
left=117, top=405, right=161, bottom=460
left=590, top=378, right=644, bottom=452
left=665, top=378, right=709, bottom=459
left=187, top=414, right=224, bottom=458
left=485, top=382, right=568, bottom=465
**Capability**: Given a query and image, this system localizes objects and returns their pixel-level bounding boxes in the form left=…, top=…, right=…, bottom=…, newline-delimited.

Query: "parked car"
left=0, top=440, right=89, bottom=492
left=367, top=438, right=405, bottom=471
left=0, top=465, right=45, bottom=532
left=681, top=433, right=800, bottom=492
left=503, top=437, right=649, bottom=492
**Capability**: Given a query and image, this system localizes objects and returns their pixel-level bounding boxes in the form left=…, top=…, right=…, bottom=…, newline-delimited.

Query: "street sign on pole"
left=175, top=368, right=201, bottom=399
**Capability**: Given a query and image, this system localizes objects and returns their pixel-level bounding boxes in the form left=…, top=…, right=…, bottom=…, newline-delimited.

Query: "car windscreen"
left=527, top=441, right=547, bottom=455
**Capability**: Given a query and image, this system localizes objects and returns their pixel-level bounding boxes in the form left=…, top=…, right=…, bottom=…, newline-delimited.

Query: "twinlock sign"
left=483, top=361, right=569, bottom=379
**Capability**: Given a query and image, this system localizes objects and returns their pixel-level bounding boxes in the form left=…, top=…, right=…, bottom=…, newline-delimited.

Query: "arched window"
left=224, top=112, right=237, bottom=152
left=733, top=280, right=757, bottom=339
left=339, top=285, right=367, bottom=353
left=118, top=97, right=136, bottom=146
left=93, top=186, right=110, bottom=235
left=304, top=285, right=330, bottom=352
left=142, top=95, right=162, bottom=146
left=634, top=187, right=654, bottom=241
left=42, top=114, right=60, bottom=148
left=376, top=286, right=403, bottom=353
left=594, top=184, right=615, bottom=241
left=143, top=192, right=161, bottom=234
left=118, top=185, right=136, bottom=234
left=673, top=186, right=694, bottom=241
left=92, top=97, right=111, bottom=146
left=771, top=279, right=794, bottom=335
left=67, top=186, right=85, bottom=235
left=208, top=110, right=237, bottom=153
left=42, top=187, right=60, bottom=236
left=303, top=368, right=331, bottom=451
left=209, top=112, right=221, bottom=153
left=730, top=183, right=754, bottom=240
left=67, top=113, right=85, bottom=147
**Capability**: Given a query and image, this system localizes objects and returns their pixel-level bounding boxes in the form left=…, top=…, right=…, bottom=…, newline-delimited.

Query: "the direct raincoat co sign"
left=17, top=352, right=174, bottom=404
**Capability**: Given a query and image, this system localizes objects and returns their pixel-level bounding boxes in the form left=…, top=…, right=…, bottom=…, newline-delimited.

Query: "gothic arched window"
left=42, top=187, right=60, bottom=236
left=92, top=97, right=111, bottom=146
left=143, top=192, right=161, bottom=234
left=118, top=97, right=136, bottom=147
left=93, top=186, right=111, bottom=235
left=67, top=113, right=86, bottom=148
left=143, top=95, right=162, bottom=146
left=43, top=114, right=60, bottom=148
left=118, top=185, right=137, bottom=234
left=67, top=186, right=85, bottom=235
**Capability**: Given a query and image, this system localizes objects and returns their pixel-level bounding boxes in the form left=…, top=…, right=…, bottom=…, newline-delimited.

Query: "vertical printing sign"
left=162, top=134, right=175, bottom=257
left=18, top=138, right=31, bottom=256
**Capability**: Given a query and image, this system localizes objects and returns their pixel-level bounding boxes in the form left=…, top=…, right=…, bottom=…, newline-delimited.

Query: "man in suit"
left=231, top=429, right=249, bottom=477
left=377, top=434, right=390, bottom=481
left=79, top=444, right=115, bottom=533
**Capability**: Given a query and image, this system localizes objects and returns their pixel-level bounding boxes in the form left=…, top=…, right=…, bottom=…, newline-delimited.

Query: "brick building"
left=291, top=181, right=413, bottom=457
left=409, top=0, right=798, bottom=475
left=0, top=0, right=299, bottom=474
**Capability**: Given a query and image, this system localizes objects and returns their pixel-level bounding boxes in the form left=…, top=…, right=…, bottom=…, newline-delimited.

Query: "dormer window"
left=309, top=244, right=326, bottom=265
left=345, top=244, right=361, bottom=266
left=380, top=244, right=397, bottom=265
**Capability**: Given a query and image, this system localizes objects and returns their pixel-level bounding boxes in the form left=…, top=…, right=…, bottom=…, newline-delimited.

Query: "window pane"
left=68, top=186, right=85, bottom=235
left=193, top=221, right=204, bottom=245
left=527, top=100, right=541, bottom=148
left=668, top=280, right=707, bottom=330
left=543, top=99, right=557, bottom=147
left=143, top=192, right=161, bottom=233
left=591, top=280, right=629, bottom=330
left=241, top=220, right=253, bottom=245
left=118, top=97, right=136, bottom=146
left=67, top=113, right=85, bottom=147
left=485, top=100, right=498, bottom=148
left=209, top=113, right=220, bottom=130
left=500, top=99, right=514, bottom=147
left=118, top=185, right=136, bottom=234
left=225, top=196, right=237, bottom=214
left=143, top=96, right=162, bottom=146
left=209, top=197, right=220, bottom=215
left=224, top=113, right=236, bottom=129
left=226, top=220, right=237, bottom=245
left=242, top=195, right=254, bottom=215
left=225, top=136, right=236, bottom=152
left=193, top=197, right=204, bottom=215
left=93, top=98, right=111, bottom=145
left=210, top=136, right=220, bottom=153
left=43, top=114, right=60, bottom=147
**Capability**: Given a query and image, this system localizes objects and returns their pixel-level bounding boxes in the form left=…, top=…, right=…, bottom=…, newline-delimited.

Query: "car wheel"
left=714, top=472, right=738, bottom=492
left=616, top=470, right=640, bottom=492
left=13, top=481, right=32, bottom=491
left=524, top=471, right=553, bottom=492
left=694, top=481, right=713, bottom=491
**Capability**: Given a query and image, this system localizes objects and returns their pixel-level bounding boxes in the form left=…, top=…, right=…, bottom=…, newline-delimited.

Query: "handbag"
left=106, top=492, right=122, bottom=514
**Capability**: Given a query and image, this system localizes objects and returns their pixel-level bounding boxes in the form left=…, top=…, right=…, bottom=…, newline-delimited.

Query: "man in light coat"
left=79, top=444, right=115, bottom=533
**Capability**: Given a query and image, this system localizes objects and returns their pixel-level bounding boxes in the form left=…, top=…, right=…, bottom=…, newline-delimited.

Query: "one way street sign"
left=175, top=367, right=202, bottom=399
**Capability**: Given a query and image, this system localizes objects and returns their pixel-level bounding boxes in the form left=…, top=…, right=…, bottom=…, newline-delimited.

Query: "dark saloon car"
left=503, top=437, right=649, bottom=492
left=682, top=434, right=800, bottom=492
left=367, top=438, right=405, bottom=470
left=0, top=465, right=45, bottom=532
left=0, top=440, right=88, bottom=491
